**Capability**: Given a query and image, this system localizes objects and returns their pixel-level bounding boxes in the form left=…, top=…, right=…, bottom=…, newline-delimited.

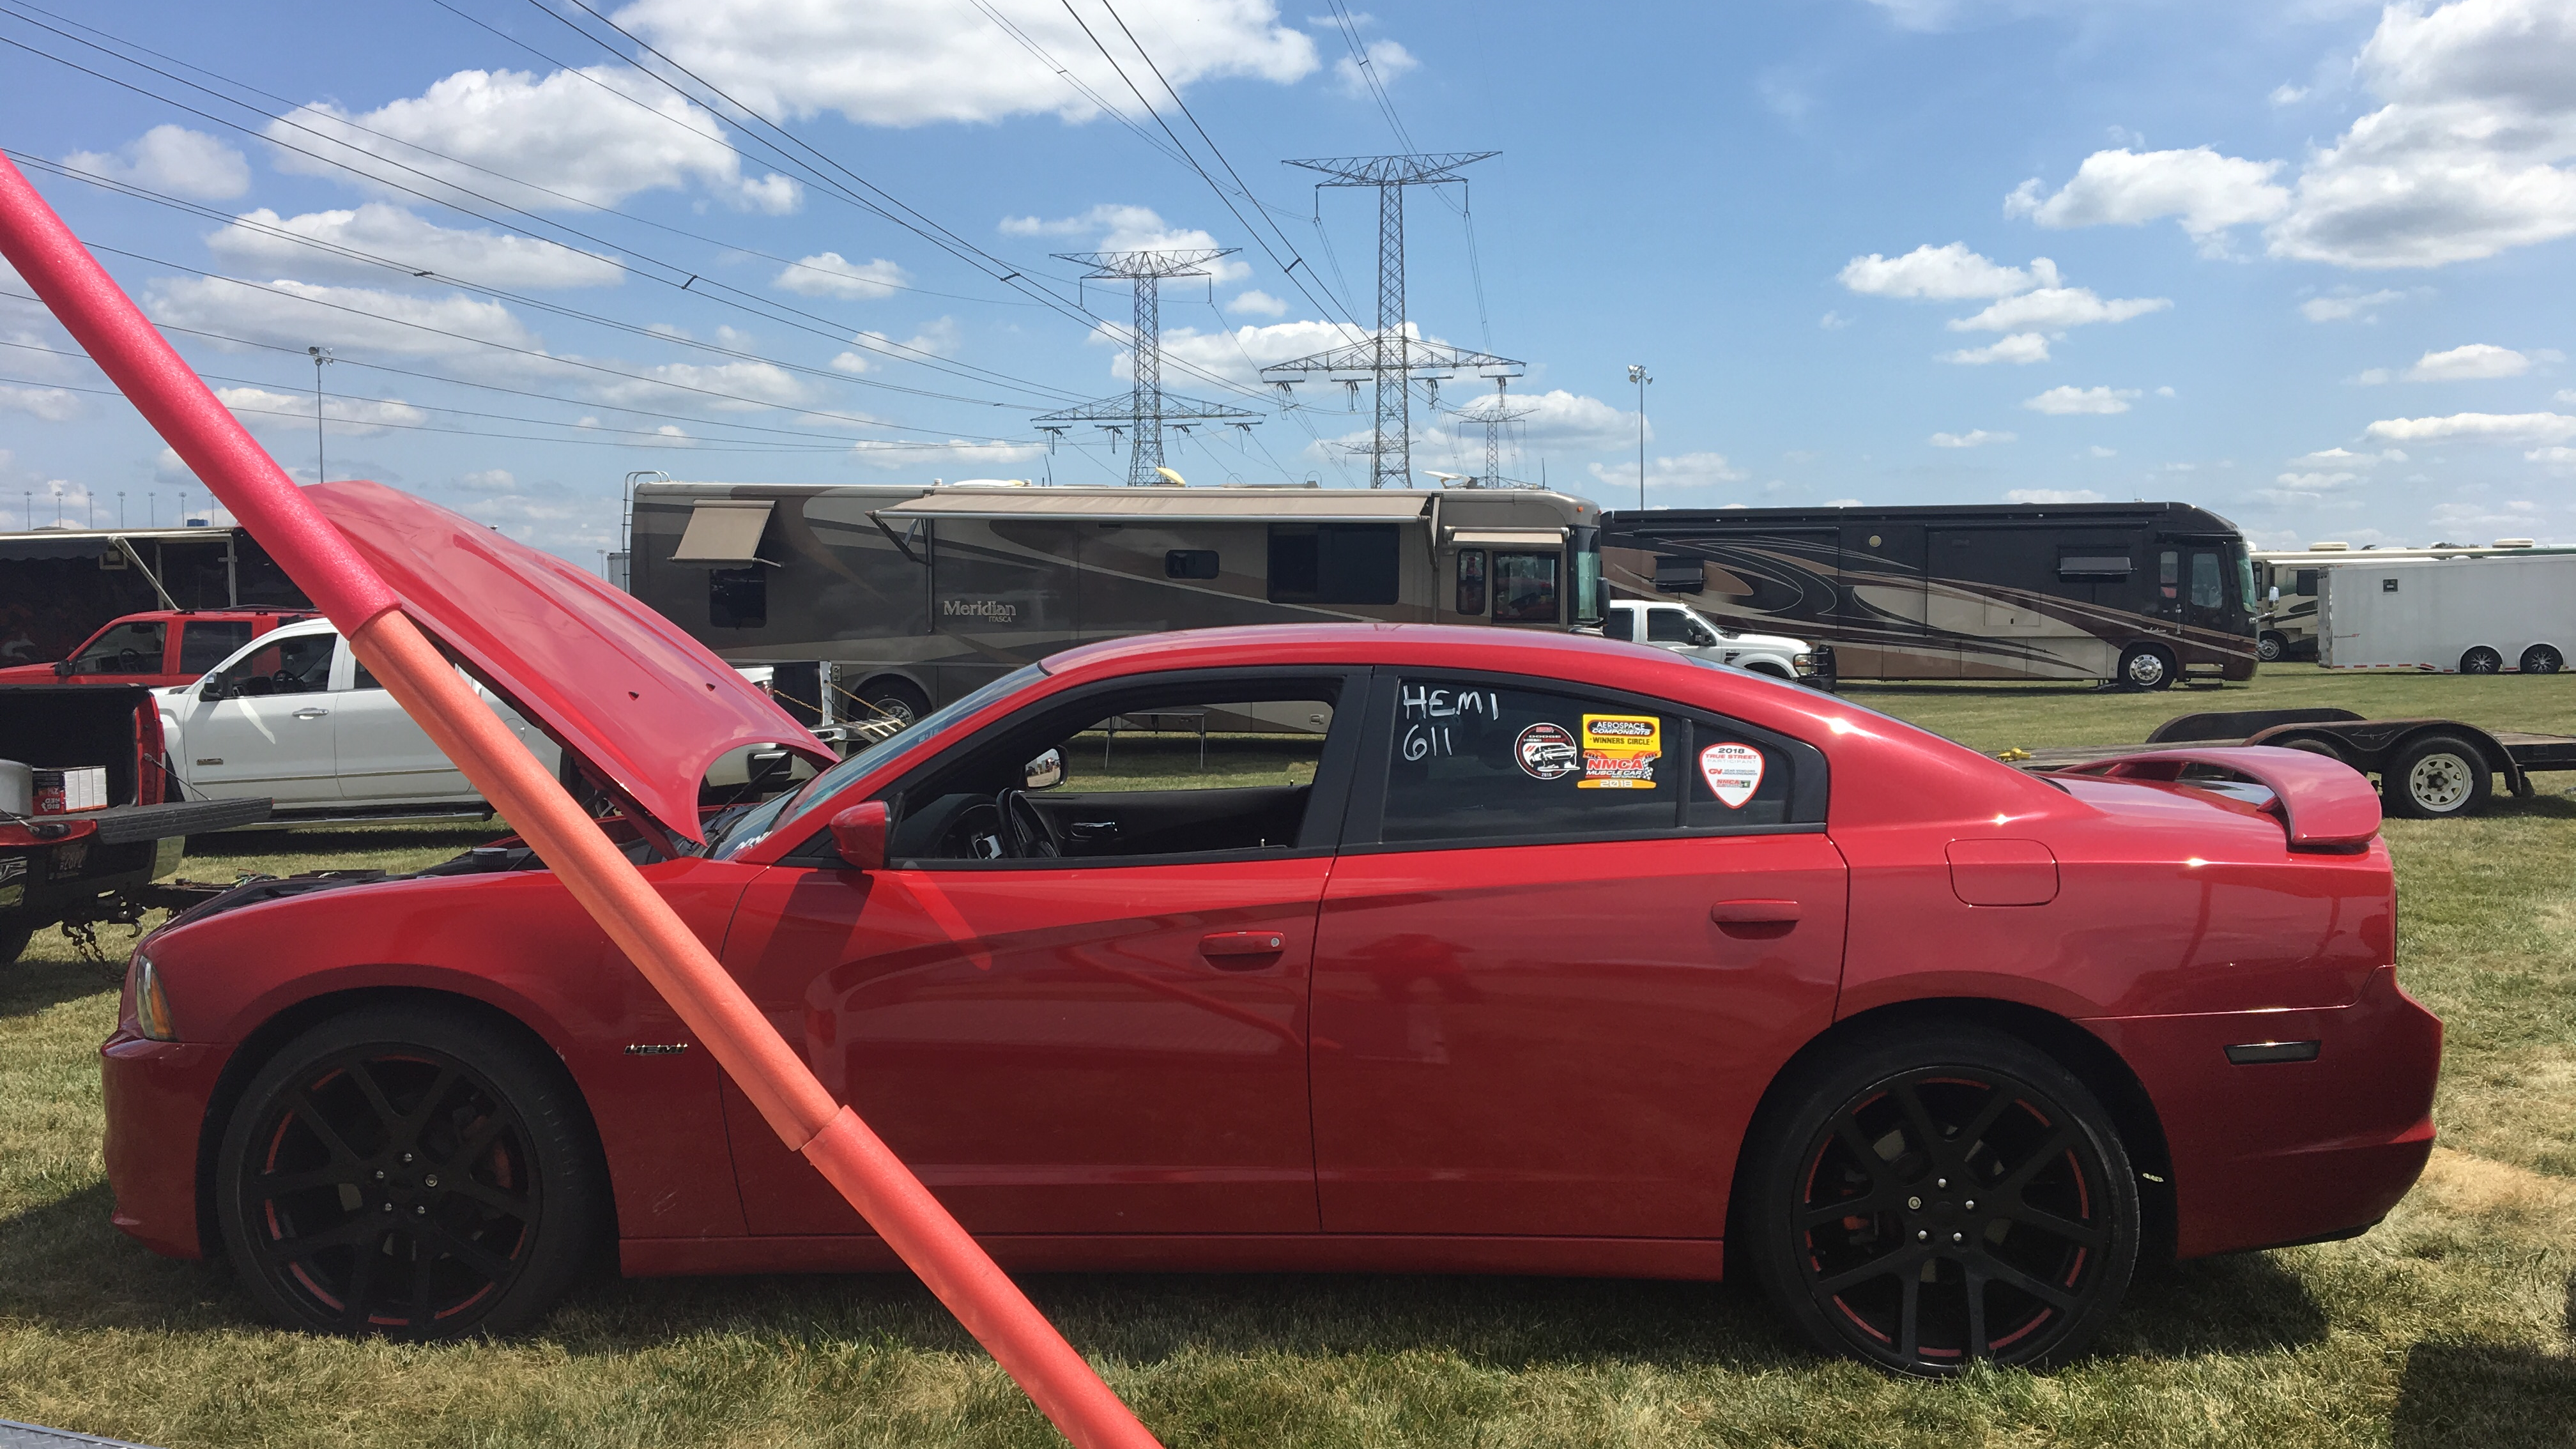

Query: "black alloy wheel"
left=1744, top=1026, right=2138, bottom=1376
left=2256, top=632, right=2287, bottom=664
left=2117, top=645, right=2175, bottom=691
left=2461, top=647, right=2503, bottom=675
left=2520, top=645, right=2563, bottom=675
left=216, top=1006, right=602, bottom=1340
left=2381, top=733, right=2491, bottom=820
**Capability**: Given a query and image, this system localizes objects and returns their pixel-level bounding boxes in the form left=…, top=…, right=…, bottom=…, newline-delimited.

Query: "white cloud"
left=2356, top=367, right=2395, bottom=385
left=0, top=385, right=80, bottom=422
left=1227, top=289, right=1289, bottom=317
left=272, top=67, right=802, bottom=213
left=2023, top=385, right=2142, bottom=415
left=1333, top=39, right=1418, bottom=97
left=2004, top=148, right=2291, bottom=247
left=774, top=252, right=908, bottom=300
left=1587, top=452, right=1746, bottom=491
left=588, top=360, right=813, bottom=413
left=833, top=316, right=963, bottom=373
left=2528, top=445, right=2576, bottom=465
left=1000, top=203, right=1251, bottom=280
left=2405, top=342, right=2550, bottom=379
left=2301, top=288, right=2409, bottom=322
left=2271, top=84, right=2311, bottom=107
left=611, top=0, right=1318, bottom=126
left=2005, top=487, right=2106, bottom=503
left=1157, top=317, right=1374, bottom=387
left=1929, top=429, right=2016, bottom=447
left=1837, top=242, right=2052, bottom=300
left=2292, top=446, right=2405, bottom=467
left=1948, top=288, right=2172, bottom=332
left=63, top=125, right=249, bottom=202
left=1818, top=310, right=1853, bottom=329
left=2366, top=410, right=2576, bottom=444
left=1938, top=332, right=2050, bottom=365
left=213, top=387, right=429, bottom=436
left=849, top=438, right=1048, bottom=472
left=206, top=204, right=625, bottom=289
left=2090, top=445, right=2119, bottom=457
left=2260, top=470, right=2365, bottom=503
left=458, top=468, right=518, bottom=492
left=148, top=276, right=542, bottom=358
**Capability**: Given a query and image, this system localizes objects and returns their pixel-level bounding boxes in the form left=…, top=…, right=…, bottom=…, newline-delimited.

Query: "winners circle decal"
left=1514, top=722, right=1580, bottom=779
left=1699, top=742, right=1765, bottom=809
left=1578, top=714, right=1662, bottom=789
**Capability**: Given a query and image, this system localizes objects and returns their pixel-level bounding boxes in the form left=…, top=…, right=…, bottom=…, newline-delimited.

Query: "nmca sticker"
left=1579, top=713, right=1661, bottom=789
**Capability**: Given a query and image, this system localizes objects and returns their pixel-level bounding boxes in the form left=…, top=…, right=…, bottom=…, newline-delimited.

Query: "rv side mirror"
left=829, top=800, right=890, bottom=871
left=1024, top=747, right=1066, bottom=790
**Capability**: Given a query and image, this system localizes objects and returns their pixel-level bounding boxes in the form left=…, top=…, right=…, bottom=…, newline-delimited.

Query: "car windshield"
left=705, top=663, right=1046, bottom=860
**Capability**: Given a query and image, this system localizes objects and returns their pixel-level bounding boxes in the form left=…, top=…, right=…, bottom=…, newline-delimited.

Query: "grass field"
left=2, top=667, right=2571, bottom=1448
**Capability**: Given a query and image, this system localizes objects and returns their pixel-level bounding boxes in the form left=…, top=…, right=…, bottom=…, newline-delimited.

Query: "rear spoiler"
left=2043, top=746, right=2382, bottom=850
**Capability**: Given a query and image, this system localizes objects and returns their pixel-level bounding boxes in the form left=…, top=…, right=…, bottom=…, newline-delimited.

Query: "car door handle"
left=1199, top=930, right=1287, bottom=967
left=292, top=707, right=331, bottom=719
left=1070, top=820, right=1119, bottom=841
left=1711, top=899, right=1800, bottom=924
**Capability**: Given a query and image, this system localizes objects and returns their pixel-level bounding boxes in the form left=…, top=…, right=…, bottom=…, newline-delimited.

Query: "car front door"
left=1309, top=671, right=1848, bottom=1239
left=172, top=631, right=341, bottom=802
left=717, top=670, right=1363, bottom=1238
left=59, top=619, right=168, bottom=686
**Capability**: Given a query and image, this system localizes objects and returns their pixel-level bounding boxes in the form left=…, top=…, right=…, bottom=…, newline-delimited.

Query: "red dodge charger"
left=102, top=608, right=2438, bottom=1375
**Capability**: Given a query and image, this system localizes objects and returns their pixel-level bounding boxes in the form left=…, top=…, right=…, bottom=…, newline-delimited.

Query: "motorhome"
left=2319, top=551, right=2576, bottom=674
left=628, top=480, right=1605, bottom=719
left=2252, top=540, right=2564, bottom=662
left=1603, top=502, right=2258, bottom=687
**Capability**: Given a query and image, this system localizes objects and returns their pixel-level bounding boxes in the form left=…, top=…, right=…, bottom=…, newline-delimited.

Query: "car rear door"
left=172, top=617, right=256, bottom=686
left=1309, top=670, right=1847, bottom=1239
left=330, top=639, right=477, bottom=802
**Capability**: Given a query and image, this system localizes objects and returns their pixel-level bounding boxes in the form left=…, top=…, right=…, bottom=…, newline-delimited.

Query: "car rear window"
left=178, top=620, right=255, bottom=675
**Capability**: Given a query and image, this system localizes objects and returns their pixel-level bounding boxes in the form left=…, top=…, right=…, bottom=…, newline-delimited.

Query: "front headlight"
left=130, top=951, right=176, bottom=1042
left=1793, top=652, right=1817, bottom=673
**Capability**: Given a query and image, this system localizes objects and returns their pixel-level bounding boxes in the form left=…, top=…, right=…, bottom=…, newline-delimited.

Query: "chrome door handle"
left=292, top=707, right=331, bottom=719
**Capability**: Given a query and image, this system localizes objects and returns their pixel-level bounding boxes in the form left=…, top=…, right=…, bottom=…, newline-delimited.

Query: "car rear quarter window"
left=178, top=620, right=254, bottom=675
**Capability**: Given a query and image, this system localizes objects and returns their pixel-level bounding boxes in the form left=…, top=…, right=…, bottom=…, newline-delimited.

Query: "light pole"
left=308, top=345, right=334, bottom=483
left=1627, top=364, right=1652, bottom=510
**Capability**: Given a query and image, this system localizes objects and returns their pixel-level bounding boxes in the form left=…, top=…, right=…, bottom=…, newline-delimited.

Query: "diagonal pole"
left=0, top=153, right=1160, bottom=1449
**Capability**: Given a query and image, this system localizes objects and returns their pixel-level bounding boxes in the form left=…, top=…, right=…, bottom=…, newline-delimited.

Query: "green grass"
left=3, top=679, right=2572, bottom=1447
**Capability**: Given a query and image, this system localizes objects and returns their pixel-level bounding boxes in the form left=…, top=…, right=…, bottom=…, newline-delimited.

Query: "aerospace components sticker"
left=1699, top=742, right=1765, bottom=808
left=1579, top=714, right=1662, bottom=788
left=1515, top=722, right=1579, bottom=779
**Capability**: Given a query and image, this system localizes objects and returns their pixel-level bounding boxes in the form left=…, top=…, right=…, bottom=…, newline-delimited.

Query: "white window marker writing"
left=1699, top=742, right=1765, bottom=809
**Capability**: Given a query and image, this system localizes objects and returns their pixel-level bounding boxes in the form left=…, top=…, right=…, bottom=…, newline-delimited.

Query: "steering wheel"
left=114, top=648, right=146, bottom=671
left=270, top=668, right=303, bottom=692
left=997, top=788, right=1061, bottom=859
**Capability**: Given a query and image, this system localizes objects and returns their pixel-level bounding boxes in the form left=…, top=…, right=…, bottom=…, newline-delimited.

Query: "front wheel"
left=215, top=1004, right=604, bottom=1340
left=856, top=677, right=932, bottom=729
left=1742, top=1025, right=2139, bottom=1376
left=2382, top=733, right=2491, bottom=820
left=2256, top=632, right=2286, bottom=664
left=2116, top=645, right=2175, bottom=691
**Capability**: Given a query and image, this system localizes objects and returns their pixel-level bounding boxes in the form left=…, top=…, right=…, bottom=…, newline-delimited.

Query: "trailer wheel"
left=2519, top=645, right=2562, bottom=675
left=2460, top=647, right=2503, bottom=675
left=855, top=677, right=932, bottom=728
left=2256, top=632, right=2287, bottom=664
left=2273, top=735, right=2347, bottom=765
left=2384, top=733, right=2492, bottom=820
left=2117, top=645, right=2176, bottom=691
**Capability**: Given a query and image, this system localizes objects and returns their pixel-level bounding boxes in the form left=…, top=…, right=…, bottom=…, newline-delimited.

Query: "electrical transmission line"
left=1033, top=249, right=1255, bottom=486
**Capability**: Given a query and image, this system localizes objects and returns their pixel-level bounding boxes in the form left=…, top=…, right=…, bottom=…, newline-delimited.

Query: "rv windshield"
left=2232, top=547, right=2257, bottom=617
left=1571, top=525, right=1604, bottom=625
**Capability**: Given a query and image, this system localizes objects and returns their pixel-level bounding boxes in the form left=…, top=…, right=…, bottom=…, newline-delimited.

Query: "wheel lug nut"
left=1965, top=1199, right=1977, bottom=1211
left=413, top=1205, right=427, bottom=1216
left=380, top=1202, right=392, bottom=1214
left=1951, top=1232, right=1965, bottom=1244
left=400, top=1153, right=415, bottom=1165
left=424, top=1174, right=439, bottom=1189
left=373, top=1170, right=386, bottom=1181
left=1935, top=1177, right=1949, bottom=1190
left=1915, top=1230, right=1929, bottom=1241
left=1907, top=1196, right=1922, bottom=1210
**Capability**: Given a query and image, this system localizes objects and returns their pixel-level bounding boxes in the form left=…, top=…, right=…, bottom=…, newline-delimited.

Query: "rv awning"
left=875, top=490, right=1432, bottom=525
left=670, top=500, right=773, bottom=563
left=1444, top=526, right=1568, bottom=548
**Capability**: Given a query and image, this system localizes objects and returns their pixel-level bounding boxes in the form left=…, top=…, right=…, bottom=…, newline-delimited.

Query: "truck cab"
left=0, top=608, right=312, bottom=689
left=1600, top=599, right=1816, bottom=680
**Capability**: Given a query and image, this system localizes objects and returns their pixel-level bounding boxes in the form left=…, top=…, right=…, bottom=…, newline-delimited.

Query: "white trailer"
left=2319, top=553, right=2576, bottom=673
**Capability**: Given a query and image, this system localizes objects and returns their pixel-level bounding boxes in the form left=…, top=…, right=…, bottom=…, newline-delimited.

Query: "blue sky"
left=1, top=0, right=2572, bottom=563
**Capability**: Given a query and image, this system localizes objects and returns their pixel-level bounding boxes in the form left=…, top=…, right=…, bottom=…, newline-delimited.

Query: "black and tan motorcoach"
left=1604, top=501, right=2258, bottom=687
left=629, top=479, right=1604, bottom=721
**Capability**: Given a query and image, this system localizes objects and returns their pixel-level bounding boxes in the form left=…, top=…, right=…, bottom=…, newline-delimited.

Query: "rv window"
left=1652, top=555, right=1704, bottom=592
left=710, top=567, right=768, bottom=629
left=2295, top=569, right=2319, bottom=596
left=2158, top=551, right=2179, bottom=601
left=1491, top=551, right=1560, bottom=623
left=1165, top=549, right=1220, bottom=580
left=1268, top=523, right=1400, bottom=605
left=2189, top=552, right=2223, bottom=609
left=1455, top=549, right=1487, bottom=615
left=2057, top=555, right=2132, bottom=579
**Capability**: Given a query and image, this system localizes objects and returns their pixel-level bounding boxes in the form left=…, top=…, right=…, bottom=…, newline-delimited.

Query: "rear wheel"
left=0, top=919, right=31, bottom=967
left=2256, top=632, right=2287, bottom=664
left=856, top=677, right=932, bottom=729
left=215, top=1004, right=603, bottom=1340
left=1743, top=1025, right=2139, bottom=1376
left=2460, top=647, right=2503, bottom=675
left=2116, top=645, right=2175, bottom=691
left=2519, top=645, right=2562, bottom=675
left=2382, top=733, right=2491, bottom=819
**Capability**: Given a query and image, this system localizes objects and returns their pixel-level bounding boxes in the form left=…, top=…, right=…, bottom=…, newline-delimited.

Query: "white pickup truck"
left=1601, top=599, right=1818, bottom=681
left=157, top=618, right=561, bottom=816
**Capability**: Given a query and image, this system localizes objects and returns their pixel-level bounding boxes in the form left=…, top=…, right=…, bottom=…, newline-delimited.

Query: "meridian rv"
left=1603, top=501, right=2258, bottom=687
left=2251, top=539, right=2564, bottom=663
left=628, top=480, right=1606, bottom=720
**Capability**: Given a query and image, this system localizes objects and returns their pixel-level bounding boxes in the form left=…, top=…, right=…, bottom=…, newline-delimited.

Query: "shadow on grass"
left=2104, top=1252, right=2330, bottom=1358
left=186, top=825, right=503, bottom=863
left=2393, top=1340, right=2576, bottom=1448
left=0, top=953, right=123, bottom=1018
left=0, top=1183, right=250, bottom=1334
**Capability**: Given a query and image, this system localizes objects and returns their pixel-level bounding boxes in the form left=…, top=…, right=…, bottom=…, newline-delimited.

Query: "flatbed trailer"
left=2004, top=707, right=2576, bottom=819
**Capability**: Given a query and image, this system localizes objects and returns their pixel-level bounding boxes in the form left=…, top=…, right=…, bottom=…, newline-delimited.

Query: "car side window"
left=177, top=620, right=254, bottom=676
left=1599, top=608, right=1633, bottom=641
left=206, top=634, right=334, bottom=699
left=1646, top=608, right=1691, bottom=643
left=67, top=620, right=165, bottom=675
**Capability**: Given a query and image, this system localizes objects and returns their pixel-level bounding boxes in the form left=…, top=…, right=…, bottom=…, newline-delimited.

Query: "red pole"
left=0, top=155, right=1160, bottom=1449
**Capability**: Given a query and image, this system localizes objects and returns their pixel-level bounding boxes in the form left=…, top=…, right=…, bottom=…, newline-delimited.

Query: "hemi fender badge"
left=624, top=1043, right=691, bottom=1055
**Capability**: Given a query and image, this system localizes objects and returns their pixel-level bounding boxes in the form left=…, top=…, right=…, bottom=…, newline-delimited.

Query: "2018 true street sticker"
left=1699, top=742, right=1764, bottom=808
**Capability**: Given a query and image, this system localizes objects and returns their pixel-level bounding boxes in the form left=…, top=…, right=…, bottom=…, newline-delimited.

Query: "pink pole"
left=0, top=155, right=1161, bottom=1449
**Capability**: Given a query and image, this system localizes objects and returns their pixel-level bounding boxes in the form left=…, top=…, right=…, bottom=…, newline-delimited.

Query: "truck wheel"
left=857, top=677, right=932, bottom=728
left=0, top=919, right=30, bottom=966
left=2382, top=733, right=2492, bottom=819
left=215, top=1004, right=605, bottom=1341
left=2518, top=645, right=2561, bottom=675
left=2116, top=645, right=2175, bottom=691
left=1740, top=1022, right=2139, bottom=1376
left=2256, top=632, right=2287, bottom=664
left=2460, top=647, right=2502, bottom=675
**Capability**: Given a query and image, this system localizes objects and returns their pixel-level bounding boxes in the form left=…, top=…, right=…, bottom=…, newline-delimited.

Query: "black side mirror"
left=51, top=659, right=70, bottom=677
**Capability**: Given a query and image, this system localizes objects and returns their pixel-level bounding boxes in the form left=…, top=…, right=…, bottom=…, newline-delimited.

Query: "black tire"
left=2460, top=647, right=2502, bottom=675
left=2519, top=645, right=2561, bottom=675
left=2271, top=736, right=2347, bottom=765
left=215, top=1004, right=603, bottom=1340
left=2256, top=632, right=2287, bottom=664
left=857, top=676, right=932, bottom=728
left=1742, top=1023, right=2140, bottom=1376
left=0, top=917, right=31, bottom=967
left=2381, top=733, right=2491, bottom=820
left=2116, top=645, right=2177, bottom=691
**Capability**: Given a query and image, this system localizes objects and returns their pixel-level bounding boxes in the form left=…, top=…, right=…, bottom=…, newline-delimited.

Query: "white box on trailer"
left=2319, top=553, right=2576, bottom=673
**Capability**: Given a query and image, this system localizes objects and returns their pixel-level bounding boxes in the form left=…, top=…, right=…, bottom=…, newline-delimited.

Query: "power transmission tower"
left=1449, top=385, right=1539, bottom=488
left=1033, top=249, right=1255, bottom=485
left=1262, top=153, right=1520, bottom=488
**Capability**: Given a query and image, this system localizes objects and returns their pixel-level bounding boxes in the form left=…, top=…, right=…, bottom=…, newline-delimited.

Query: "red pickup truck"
left=0, top=608, right=312, bottom=689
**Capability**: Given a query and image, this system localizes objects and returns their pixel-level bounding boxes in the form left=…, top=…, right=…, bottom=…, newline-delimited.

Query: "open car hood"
left=308, top=479, right=831, bottom=842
